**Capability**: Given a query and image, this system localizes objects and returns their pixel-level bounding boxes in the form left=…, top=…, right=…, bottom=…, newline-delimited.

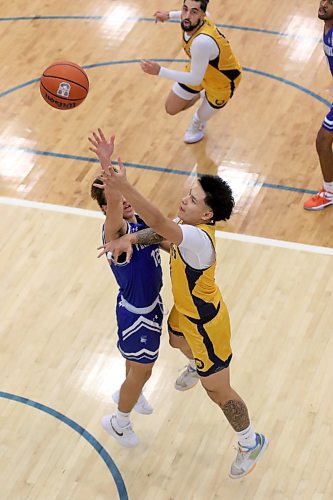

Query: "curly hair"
left=198, top=174, right=234, bottom=222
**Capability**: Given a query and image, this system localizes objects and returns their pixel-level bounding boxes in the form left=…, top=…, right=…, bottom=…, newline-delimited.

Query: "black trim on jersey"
left=197, top=353, right=233, bottom=377
left=195, top=320, right=229, bottom=364
left=178, top=83, right=200, bottom=94
left=167, top=322, right=185, bottom=338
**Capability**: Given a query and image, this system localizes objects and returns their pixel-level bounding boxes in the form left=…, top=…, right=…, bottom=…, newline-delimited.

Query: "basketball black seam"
left=40, top=82, right=85, bottom=101
left=41, top=75, right=88, bottom=93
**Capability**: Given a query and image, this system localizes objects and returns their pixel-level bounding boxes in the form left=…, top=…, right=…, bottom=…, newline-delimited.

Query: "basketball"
left=40, top=61, right=89, bottom=110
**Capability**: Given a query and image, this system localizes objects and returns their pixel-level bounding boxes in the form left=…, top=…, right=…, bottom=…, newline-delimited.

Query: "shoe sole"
left=229, top=437, right=269, bottom=480
left=184, top=135, right=205, bottom=144
left=304, top=203, right=333, bottom=211
left=174, top=380, right=199, bottom=391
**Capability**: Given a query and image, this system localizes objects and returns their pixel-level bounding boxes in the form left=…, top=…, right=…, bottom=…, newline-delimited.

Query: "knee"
left=165, top=102, right=179, bottom=116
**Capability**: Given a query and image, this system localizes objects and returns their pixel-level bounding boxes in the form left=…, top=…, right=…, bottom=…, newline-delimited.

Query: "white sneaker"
left=101, top=413, right=139, bottom=448
left=229, top=433, right=268, bottom=479
left=112, top=390, right=153, bottom=415
left=175, top=365, right=199, bottom=391
left=184, top=115, right=206, bottom=144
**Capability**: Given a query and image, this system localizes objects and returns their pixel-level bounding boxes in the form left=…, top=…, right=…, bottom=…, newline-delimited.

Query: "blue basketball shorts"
left=323, top=105, right=333, bottom=132
left=116, top=296, right=163, bottom=364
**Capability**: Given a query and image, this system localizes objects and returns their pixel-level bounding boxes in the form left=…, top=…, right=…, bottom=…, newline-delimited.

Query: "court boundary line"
left=1, top=196, right=332, bottom=255
left=0, top=391, right=128, bottom=500
left=0, top=16, right=321, bottom=41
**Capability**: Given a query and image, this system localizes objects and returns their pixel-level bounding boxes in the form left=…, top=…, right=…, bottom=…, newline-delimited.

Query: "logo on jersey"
left=214, top=99, right=226, bottom=107
left=140, top=335, right=147, bottom=344
left=57, top=82, right=71, bottom=97
left=195, top=358, right=204, bottom=370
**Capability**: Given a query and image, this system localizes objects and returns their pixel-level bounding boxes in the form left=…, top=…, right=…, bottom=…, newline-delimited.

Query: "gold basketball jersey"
left=182, top=17, right=242, bottom=99
left=170, top=223, right=222, bottom=321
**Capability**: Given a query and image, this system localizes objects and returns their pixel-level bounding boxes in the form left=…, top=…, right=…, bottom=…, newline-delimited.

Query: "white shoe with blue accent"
left=229, top=433, right=268, bottom=479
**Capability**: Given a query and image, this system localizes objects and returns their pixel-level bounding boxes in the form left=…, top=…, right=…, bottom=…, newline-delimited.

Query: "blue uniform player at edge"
left=89, top=129, right=164, bottom=448
left=304, top=0, right=333, bottom=210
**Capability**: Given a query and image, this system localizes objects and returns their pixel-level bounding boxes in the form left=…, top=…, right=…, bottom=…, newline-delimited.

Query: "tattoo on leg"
left=221, top=399, right=250, bottom=432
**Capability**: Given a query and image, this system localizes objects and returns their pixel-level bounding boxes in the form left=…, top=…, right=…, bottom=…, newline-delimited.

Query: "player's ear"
left=202, top=209, right=213, bottom=221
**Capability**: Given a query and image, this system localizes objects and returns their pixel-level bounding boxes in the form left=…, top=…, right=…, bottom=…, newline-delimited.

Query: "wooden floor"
left=1, top=1, right=333, bottom=499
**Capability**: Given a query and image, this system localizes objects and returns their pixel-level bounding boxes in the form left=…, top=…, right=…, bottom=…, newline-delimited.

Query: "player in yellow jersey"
left=140, top=0, right=242, bottom=143
left=96, top=138, right=268, bottom=479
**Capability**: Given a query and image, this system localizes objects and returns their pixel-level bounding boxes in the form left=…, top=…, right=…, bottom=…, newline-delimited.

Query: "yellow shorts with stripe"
left=167, top=301, right=232, bottom=377
left=179, top=63, right=242, bottom=109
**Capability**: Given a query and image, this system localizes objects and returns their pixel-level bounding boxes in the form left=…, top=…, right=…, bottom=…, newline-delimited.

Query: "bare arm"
left=104, top=161, right=183, bottom=245
left=89, top=129, right=126, bottom=242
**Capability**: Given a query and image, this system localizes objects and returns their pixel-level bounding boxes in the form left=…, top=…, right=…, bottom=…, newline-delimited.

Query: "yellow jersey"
left=182, top=17, right=242, bottom=99
left=170, top=222, right=222, bottom=321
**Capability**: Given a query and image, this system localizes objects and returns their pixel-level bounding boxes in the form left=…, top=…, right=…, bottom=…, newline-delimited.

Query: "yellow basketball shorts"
left=179, top=63, right=242, bottom=109
left=168, top=301, right=232, bottom=377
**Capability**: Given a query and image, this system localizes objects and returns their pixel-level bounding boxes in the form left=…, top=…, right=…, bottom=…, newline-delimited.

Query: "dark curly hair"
left=198, top=174, right=234, bottom=222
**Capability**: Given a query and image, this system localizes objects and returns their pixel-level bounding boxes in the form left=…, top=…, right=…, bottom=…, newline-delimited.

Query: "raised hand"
left=88, top=128, right=115, bottom=169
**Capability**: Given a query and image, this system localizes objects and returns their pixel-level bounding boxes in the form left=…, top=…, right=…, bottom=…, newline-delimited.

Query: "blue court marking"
left=0, top=144, right=317, bottom=196
left=0, top=59, right=328, bottom=195
left=0, top=15, right=321, bottom=41
left=0, top=391, right=128, bottom=500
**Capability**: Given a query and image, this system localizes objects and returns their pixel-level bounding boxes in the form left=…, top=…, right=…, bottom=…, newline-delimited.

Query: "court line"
left=0, top=391, right=128, bottom=500
left=1, top=196, right=332, bottom=254
left=0, top=59, right=329, bottom=196
left=0, top=143, right=318, bottom=196
left=0, top=15, right=320, bottom=41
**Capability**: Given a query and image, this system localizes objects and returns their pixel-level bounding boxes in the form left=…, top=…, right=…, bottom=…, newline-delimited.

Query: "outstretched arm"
left=100, top=160, right=183, bottom=245
left=89, top=129, right=127, bottom=242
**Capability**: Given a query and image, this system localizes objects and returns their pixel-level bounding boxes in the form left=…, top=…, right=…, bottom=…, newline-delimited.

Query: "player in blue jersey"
left=304, top=0, right=333, bottom=210
left=89, top=129, right=164, bottom=447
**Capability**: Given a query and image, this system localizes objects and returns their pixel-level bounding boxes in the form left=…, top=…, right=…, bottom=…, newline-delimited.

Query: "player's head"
left=91, top=178, right=135, bottom=219
left=181, top=0, right=209, bottom=32
left=318, top=0, right=333, bottom=21
left=178, top=175, right=234, bottom=225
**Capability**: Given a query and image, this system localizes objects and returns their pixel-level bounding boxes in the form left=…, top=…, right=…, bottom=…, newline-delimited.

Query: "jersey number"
left=151, top=248, right=161, bottom=267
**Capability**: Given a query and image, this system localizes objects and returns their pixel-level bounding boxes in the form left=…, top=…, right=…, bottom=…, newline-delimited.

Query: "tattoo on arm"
left=221, top=399, right=250, bottom=432
left=135, top=228, right=164, bottom=245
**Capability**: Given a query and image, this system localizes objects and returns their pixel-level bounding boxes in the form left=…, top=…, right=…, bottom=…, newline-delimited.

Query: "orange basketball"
left=40, top=61, right=89, bottom=110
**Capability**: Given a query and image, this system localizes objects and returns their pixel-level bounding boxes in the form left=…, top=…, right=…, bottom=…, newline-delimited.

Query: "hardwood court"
left=0, top=0, right=333, bottom=499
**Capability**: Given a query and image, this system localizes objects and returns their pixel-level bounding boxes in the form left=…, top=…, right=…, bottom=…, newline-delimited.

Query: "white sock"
left=196, top=95, right=219, bottom=122
left=115, top=409, right=130, bottom=428
left=324, top=181, right=333, bottom=195
left=189, top=359, right=197, bottom=371
left=236, top=424, right=257, bottom=449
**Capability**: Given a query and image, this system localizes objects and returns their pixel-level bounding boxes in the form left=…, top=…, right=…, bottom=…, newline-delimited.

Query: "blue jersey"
left=323, top=26, right=333, bottom=76
left=103, top=217, right=163, bottom=308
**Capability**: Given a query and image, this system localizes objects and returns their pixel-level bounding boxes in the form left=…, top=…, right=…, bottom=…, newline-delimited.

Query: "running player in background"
left=98, top=146, right=268, bottom=479
left=89, top=129, right=164, bottom=448
left=140, top=0, right=242, bottom=144
left=304, top=0, right=333, bottom=210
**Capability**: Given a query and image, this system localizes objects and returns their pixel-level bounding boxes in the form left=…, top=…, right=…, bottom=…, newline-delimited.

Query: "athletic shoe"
left=112, top=390, right=153, bottom=415
left=184, top=115, right=206, bottom=144
left=175, top=365, right=199, bottom=391
left=229, top=433, right=268, bottom=479
left=303, top=187, right=333, bottom=210
left=101, top=413, right=139, bottom=448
